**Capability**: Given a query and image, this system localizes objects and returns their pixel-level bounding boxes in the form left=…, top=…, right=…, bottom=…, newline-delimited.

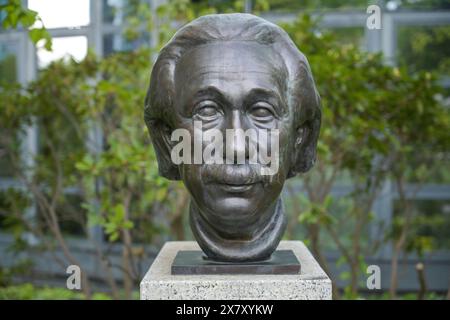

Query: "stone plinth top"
left=140, top=241, right=332, bottom=300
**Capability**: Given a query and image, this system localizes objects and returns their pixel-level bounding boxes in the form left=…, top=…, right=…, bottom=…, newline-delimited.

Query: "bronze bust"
left=144, top=13, right=321, bottom=263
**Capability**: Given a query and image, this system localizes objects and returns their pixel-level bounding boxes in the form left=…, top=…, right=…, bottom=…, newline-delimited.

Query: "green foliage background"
left=0, top=0, right=449, bottom=299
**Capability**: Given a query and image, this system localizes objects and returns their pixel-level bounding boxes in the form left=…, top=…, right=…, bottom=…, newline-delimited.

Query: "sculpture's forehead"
left=175, top=41, right=287, bottom=89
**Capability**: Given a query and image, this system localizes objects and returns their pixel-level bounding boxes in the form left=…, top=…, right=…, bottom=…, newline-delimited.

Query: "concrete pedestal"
left=140, top=241, right=332, bottom=300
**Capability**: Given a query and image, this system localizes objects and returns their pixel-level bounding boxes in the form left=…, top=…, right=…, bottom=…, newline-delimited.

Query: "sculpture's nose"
left=225, top=110, right=249, bottom=164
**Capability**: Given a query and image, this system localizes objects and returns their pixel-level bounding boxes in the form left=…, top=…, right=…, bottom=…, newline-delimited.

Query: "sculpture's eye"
left=193, top=101, right=221, bottom=121
left=249, top=102, right=276, bottom=122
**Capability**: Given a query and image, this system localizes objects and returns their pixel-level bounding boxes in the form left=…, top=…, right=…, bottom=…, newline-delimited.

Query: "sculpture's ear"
left=146, top=118, right=181, bottom=180
left=287, top=81, right=322, bottom=178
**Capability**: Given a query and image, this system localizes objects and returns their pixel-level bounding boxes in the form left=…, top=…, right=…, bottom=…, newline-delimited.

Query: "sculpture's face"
left=172, top=41, right=295, bottom=238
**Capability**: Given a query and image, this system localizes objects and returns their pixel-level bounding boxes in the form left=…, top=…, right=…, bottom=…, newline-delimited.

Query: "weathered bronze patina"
left=144, top=13, right=321, bottom=263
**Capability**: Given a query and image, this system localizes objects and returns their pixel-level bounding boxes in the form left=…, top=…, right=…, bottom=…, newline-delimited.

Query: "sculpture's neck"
left=189, top=198, right=286, bottom=262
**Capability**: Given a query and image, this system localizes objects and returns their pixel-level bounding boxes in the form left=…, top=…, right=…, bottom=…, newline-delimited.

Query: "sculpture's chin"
left=198, top=197, right=259, bottom=226
left=189, top=198, right=287, bottom=262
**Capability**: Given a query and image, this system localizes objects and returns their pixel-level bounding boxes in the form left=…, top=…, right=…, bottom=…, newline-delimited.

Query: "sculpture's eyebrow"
left=192, top=85, right=229, bottom=104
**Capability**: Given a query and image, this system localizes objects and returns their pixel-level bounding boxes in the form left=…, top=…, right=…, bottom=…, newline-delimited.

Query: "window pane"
left=0, top=40, right=18, bottom=178
left=103, top=0, right=124, bottom=25
left=37, top=36, right=88, bottom=68
left=103, top=32, right=150, bottom=56
left=0, top=0, right=7, bottom=26
left=0, top=40, right=18, bottom=82
left=0, top=128, right=16, bottom=178
left=36, top=194, right=86, bottom=237
left=103, top=0, right=149, bottom=25
left=28, top=0, right=90, bottom=29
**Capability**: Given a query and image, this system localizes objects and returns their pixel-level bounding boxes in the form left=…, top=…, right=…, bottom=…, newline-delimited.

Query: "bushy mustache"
left=201, top=163, right=272, bottom=186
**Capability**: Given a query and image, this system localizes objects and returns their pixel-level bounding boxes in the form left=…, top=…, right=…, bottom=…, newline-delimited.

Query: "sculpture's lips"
left=214, top=182, right=259, bottom=193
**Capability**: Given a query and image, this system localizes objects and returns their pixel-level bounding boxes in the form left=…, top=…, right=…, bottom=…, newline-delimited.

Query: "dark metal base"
left=171, top=250, right=301, bottom=275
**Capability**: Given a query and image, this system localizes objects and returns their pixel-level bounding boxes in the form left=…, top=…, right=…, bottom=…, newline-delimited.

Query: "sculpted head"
left=144, top=13, right=321, bottom=262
